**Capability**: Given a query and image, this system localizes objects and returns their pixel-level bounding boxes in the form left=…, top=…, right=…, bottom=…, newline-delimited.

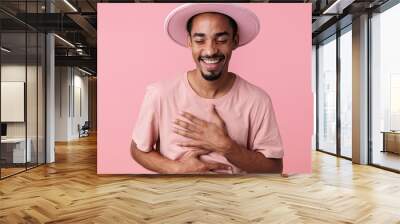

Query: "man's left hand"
left=173, top=106, right=233, bottom=155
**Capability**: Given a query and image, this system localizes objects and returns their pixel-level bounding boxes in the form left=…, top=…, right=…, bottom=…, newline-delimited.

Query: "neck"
left=187, top=69, right=235, bottom=99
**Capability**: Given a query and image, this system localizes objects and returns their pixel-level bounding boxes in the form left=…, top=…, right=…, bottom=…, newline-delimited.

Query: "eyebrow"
left=215, top=32, right=229, bottom=37
left=192, top=31, right=230, bottom=38
left=192, top=33, right=205, bottom=38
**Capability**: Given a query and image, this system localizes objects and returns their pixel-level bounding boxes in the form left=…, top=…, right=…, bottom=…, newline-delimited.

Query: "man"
left=131, top=3, right=284, bottom=174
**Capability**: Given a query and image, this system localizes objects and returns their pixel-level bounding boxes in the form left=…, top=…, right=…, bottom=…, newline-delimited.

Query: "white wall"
left=72, top=73, right=89, bottom=138
left=55, top=67, right=89, bottom=141
left=55, top=66, right=70, bottom=141
left=1, top=64, right=41, bottom=137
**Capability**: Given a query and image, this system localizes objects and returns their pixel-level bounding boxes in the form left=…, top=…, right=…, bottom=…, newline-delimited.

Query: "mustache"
left=199, top=54, right=225, bottom=60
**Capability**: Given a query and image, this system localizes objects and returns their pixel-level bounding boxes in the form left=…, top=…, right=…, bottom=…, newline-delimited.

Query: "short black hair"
left=186, top=12, right=238, bottom=38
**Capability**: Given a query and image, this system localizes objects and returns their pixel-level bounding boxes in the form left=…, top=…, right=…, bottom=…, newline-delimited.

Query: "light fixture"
left=63, top=0, right=78, bottom=12
left=322, top=0, right=355, bottom=15
left=76, top=48, right=86, bottom=55
left=1, top=47, right=11, bottom=53
left=78, top=67, right=93, bottom=76
left=54, top=34, right=75, bottom=48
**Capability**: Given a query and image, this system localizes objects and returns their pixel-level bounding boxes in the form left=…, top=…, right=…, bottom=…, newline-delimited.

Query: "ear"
left=232, top=34, right=239, bottom=50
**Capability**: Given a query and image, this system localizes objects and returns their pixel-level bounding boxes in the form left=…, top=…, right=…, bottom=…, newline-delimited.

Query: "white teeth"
left=202, top=58, right=221, bottom=64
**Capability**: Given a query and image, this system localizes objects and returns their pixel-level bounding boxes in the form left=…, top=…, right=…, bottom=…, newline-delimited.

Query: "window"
left=339, top=27, right=352, bottom=158
left=370, top=2, right=400, bottom=171
left=317, top=35, right=337, bottom=154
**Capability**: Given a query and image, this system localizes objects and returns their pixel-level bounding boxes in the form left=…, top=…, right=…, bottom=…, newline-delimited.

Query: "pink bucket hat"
left=164, top=3, right=260, bottom=48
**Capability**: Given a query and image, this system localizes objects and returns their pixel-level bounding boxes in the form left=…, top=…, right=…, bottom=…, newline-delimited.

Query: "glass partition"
left=1, top=30, right=28, bottom=177
left=0, top=1, right=46, bottom=179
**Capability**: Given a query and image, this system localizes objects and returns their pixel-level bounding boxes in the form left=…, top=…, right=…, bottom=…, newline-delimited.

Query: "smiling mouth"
left=201, top=57, right=223, bottom=64
left=199, top=56, right=225, bottom=70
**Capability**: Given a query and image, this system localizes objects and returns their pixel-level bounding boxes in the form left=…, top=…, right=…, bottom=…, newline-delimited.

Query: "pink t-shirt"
left=132, top=72, right=284, bottom=173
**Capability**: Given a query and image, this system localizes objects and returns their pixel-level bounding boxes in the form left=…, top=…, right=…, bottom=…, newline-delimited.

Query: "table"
left=1, top=138, right=32, bottom=163
left=381, top=131, right=400, bottom=154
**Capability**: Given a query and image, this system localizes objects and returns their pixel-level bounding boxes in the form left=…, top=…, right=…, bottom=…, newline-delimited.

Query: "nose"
left=203, top=40, right=218, bottom=56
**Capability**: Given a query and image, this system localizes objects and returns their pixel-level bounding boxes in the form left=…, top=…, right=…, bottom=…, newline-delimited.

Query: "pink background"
left=97, top=3, right=312, bottom=174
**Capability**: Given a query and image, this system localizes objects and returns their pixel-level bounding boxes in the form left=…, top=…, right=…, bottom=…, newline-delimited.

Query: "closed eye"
left=194, top=40, right=205, bottom=44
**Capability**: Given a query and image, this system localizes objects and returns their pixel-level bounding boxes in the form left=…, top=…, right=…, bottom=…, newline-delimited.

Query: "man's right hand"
left=174, top=149, right=232, bottom=174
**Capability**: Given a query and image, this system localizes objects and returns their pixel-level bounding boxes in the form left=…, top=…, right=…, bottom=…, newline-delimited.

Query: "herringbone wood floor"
left=1, top=134, right=400, bottom=224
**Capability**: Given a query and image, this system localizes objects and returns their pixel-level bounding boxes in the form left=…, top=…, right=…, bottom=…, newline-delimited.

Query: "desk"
left=381, top=131, right=400, bottom=154
left=1, top=138, right=31, bottom=163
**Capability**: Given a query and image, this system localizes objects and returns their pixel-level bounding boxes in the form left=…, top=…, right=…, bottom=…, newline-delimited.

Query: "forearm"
left=223, top=140, right=283, bottom=173
left=130, top=141, right=179, bottom=174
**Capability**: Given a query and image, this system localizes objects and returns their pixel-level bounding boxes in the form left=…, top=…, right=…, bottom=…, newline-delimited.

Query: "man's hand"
left=175, top=149, right=232, bottom=174
left=173, top=105, right=234, bottom=155
left=172, top=106, right=282, bottom=173
left=131, top=141, right=231, bottom=174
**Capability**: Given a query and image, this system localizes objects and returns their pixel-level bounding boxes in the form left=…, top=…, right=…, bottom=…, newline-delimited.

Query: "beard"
left=201, top=70, right=222, bottom=81
left=199, top=54, right=225, bottom=81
